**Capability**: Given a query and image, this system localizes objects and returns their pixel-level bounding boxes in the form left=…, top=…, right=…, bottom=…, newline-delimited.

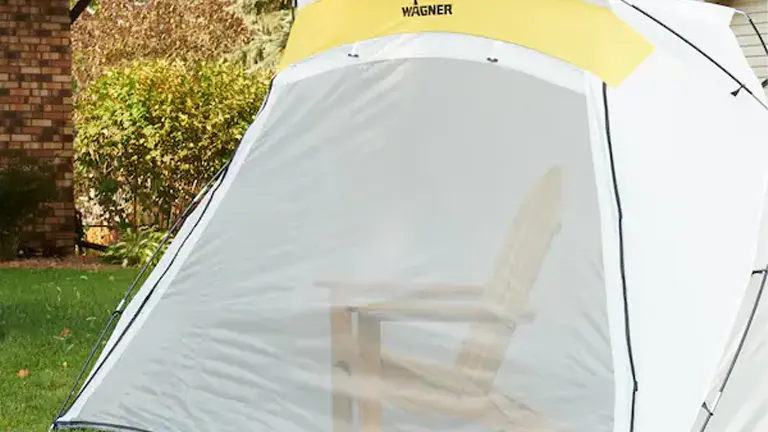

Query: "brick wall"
left=0, top=0, right=75, bottom=255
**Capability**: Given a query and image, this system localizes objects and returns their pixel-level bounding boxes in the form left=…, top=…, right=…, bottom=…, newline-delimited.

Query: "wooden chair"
left=318, top=166, right=564, bottom=432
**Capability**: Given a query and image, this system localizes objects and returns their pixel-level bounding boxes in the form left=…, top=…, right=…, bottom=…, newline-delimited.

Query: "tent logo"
left=402, top=0, right=453, bottom=17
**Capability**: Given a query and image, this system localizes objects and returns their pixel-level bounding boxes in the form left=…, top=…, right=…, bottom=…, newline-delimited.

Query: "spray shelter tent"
left=52, top=0, right=768, bottom=431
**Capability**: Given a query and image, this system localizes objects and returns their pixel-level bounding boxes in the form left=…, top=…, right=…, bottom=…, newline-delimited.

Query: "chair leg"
left=330, top=307, right=354, bottom=432
left=358, top=313, right=383, bottom=431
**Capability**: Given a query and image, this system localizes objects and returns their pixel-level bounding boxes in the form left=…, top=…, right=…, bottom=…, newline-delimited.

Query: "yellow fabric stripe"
left=279, top=0, right=653, bottom=87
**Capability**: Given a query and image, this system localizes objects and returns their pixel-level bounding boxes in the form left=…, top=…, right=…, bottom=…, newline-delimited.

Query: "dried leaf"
left=60, top=328, right=71, bottom=337
left=16, top=369, right=29, bottom=378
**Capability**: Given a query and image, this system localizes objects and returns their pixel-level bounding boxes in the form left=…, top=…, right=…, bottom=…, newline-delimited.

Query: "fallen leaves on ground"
left=16, top=369, right=29, bottom=378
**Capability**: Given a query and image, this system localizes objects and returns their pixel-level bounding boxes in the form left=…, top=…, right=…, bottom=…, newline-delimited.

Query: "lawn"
left=0, top=266, right=140, bottom=432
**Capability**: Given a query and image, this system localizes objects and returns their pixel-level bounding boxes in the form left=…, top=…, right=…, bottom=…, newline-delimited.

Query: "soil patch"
left=0, top=255, right=123, bottom=270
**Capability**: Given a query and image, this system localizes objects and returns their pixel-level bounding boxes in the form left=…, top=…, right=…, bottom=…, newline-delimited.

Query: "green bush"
left=74, top=59, right=268, bottom=229
left=101, top=226, right=171, bottom=268
left=0, top=151, right=58, bottom=260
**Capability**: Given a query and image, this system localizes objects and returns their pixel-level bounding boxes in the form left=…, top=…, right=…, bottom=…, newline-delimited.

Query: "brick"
left=43, top=142, right=62, bottom=149
left=29, top=118, right=50, bottom=126
left=10, top=133, right=30, bottom=142
left=8, top=88, right=28, bottom=96
left=11, top=134, right=32, bottom=143
left=19, top=52, right=41, bottom=61
left=53, top=232, right=76, bottom=242
left=51, top=59, right=69, bottom=68
left=0, top=95, right=24, bottom=103
left=21, top=126, right=41, bottom=134
left=48, top=16, right=70, bottom=24
left=42, top=111, right=67, bottom=119
left=54, top=208, right=74, bottom=217
left=55, top=239, right=73, bottom=248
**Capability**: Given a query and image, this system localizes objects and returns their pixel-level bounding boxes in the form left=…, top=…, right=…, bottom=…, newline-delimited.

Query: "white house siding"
left=728, top=0, right=768, bottom=95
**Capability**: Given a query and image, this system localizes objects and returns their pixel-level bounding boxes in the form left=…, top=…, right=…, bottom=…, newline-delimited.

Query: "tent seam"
left=602, top=81, right=639, bottom=432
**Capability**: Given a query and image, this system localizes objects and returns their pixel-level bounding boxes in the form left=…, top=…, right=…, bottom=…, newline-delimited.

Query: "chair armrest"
left=356, top=301, right=534, bottom=327
left=316, top=280, right=482, bottom=302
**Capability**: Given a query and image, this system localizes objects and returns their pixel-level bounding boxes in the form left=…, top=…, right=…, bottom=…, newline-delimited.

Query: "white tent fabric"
left=52, top=0, right=768, bottom=431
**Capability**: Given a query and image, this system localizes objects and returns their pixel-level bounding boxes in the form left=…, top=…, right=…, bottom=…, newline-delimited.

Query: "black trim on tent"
left=54, top=420, right=154, bottom=432
left=621, top=0, right=768, bottom=113
left=52, top=78, right=279, bottom=430
left=697, top=265, right=768, bottom=431
left=69, top=0, right=92, bottom=24
left=602, top=82, right=639, bottom=432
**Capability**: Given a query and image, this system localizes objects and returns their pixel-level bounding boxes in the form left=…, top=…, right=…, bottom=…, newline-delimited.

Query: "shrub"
left=72, top=0, right=253, bottom=88
left=0, top=151, right=58, bottom=260
left=74, top=59, right=269, bottom=229
left=101, top=226, right=170, bottom=268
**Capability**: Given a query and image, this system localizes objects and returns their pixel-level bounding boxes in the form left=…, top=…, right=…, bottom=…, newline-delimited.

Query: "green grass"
left=0, top=268, right=140, bottom=432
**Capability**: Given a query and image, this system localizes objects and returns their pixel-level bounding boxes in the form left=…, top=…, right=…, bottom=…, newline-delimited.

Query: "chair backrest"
left=454, top=166, right=563, bottom=393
